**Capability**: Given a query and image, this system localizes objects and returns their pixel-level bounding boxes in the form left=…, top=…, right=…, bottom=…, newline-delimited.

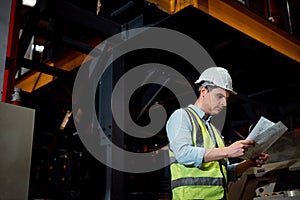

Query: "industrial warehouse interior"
left=1, top=0, right=300, bottom=199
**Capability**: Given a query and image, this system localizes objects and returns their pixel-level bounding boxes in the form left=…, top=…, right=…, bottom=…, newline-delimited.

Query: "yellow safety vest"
left=169, top=107, right=228, bottom=200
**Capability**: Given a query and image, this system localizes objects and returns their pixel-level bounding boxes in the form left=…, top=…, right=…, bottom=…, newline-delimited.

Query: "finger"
left=241, top=140, right=255, bottom=145
left=259, top=153, right=270, bottom=160
left=256, top=159, right=264, bottom=164
left=256, top=155, right=265, bottom=161
left=242, top=141, right=255, bottom=147
left=243, top=143, right=255, bottom=148
left=260, top=152, right=270, bottom=157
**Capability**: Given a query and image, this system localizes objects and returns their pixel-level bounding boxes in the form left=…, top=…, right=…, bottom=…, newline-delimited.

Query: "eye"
left=216, top=94, right=225, bottom=99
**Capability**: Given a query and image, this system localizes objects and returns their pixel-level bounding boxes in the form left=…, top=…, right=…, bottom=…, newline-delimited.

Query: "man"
left=166, top=67, right=269, bottom=200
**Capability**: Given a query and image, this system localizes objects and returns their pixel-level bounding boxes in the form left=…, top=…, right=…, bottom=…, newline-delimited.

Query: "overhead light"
left=22, top=0, right=37, bottom=7
left=32, top=44, right=44, bottom=53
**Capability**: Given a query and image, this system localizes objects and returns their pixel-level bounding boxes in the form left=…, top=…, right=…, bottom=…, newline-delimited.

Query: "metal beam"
left=196, top=0, right=300, bottom=62
left=54, top=0, right=122, bottom=36
left=20, top=58, right=71, bottom=77
left=0, top=0, right=13, bottom=101
left=35, top=29, right=99, bottom=54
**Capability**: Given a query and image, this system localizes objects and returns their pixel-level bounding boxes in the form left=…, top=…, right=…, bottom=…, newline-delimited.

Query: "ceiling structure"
left=10, top=0, right=300, bottom=157
left=13, top=0, right=300, bottom=94
left=4, top=0, right=300, bottom=198
left=15, top=0, right=299, bottom=126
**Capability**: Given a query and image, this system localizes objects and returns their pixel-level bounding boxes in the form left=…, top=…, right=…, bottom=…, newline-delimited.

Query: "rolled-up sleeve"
left=166, top=109, right=206, bottom=167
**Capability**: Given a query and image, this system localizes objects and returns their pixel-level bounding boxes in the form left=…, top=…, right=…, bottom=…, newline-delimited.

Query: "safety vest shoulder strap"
left=183, top=107, right=203, bottom=147
left=185, top=107, right=226, bottom=149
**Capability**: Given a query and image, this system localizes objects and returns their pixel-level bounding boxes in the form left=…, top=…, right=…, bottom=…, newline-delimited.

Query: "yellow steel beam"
left=15, top=37, right=102, bottom=93
left=195, top=0, right=300, bottom=62
left=147, top=0, right=300, bottom=62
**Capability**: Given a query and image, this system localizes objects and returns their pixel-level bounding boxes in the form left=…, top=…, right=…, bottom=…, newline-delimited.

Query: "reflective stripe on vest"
left=169, top=107, right=227, bottom=199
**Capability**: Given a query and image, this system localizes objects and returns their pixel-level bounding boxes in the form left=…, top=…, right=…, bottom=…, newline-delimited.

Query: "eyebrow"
left=214, top=92, right=226, bottom=99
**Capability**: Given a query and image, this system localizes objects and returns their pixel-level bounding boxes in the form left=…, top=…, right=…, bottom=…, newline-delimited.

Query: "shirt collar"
left=188, top=104, right=212, bottom=123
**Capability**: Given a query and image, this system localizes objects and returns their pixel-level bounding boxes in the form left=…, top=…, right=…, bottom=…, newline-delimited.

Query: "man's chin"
left=213, top=109, right=223, bottom=115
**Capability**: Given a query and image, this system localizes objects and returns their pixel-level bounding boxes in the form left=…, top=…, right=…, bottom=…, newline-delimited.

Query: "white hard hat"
left=195, top=67, right=237, bottom=95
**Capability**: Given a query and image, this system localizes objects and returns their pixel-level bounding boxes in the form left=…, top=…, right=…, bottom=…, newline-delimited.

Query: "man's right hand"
left=226, top=140, right=255, bottom=158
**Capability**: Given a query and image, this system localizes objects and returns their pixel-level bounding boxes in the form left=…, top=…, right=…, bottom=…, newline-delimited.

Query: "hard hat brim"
left=194, top=81, right=237, bottom=95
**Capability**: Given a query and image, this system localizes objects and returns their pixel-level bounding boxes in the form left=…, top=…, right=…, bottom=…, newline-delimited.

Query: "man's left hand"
left=251, top=153, right=270, bottom=167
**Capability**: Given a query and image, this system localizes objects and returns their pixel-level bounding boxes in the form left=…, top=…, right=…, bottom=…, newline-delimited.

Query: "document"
left=241, top=116, right=288, bottom=160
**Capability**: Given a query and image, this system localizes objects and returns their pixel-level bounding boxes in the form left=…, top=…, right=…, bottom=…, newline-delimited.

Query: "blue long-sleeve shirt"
left=166, top=104, right=238, bottom=181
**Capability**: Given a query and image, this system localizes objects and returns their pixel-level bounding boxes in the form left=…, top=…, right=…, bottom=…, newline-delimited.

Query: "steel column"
left=1, top=0, right=22, bottom=102
left=0, top=0, right=13, bottom=101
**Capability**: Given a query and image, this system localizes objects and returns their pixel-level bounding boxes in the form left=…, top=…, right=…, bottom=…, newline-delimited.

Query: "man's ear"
left=199, top=86, right=208, bottom=96
left=200, top=86, right=207, bottom=93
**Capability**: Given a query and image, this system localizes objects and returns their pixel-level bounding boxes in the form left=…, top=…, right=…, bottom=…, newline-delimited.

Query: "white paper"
left=241, top=116, right=288, bottom=160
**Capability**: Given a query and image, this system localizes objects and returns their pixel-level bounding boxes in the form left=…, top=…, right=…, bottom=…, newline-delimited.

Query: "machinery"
left=228, top=130, right=300, bottom=200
